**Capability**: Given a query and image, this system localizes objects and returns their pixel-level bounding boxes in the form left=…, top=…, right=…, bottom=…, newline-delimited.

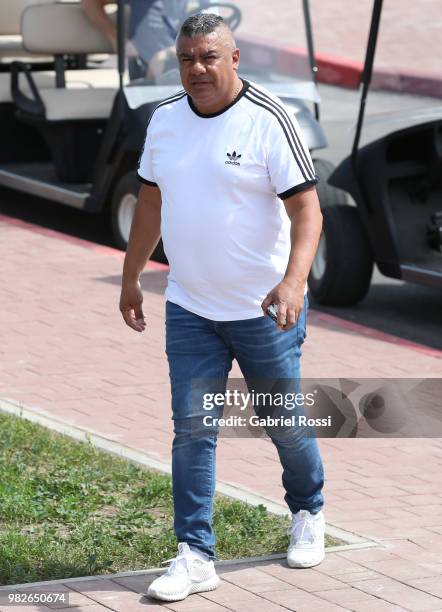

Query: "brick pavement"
left=1, top=216, right=442, bottom=611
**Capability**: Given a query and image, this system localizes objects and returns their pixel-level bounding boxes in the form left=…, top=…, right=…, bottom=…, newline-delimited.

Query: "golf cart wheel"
left=111, top=172, right=167, bottom=263
left=313, top=158, right=349, bottom=208
left=309, top=205, right=373, bottom=306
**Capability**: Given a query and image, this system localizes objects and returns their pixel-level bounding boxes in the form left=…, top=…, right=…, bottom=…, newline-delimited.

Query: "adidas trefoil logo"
left=225, top=151, right=241, bottom=166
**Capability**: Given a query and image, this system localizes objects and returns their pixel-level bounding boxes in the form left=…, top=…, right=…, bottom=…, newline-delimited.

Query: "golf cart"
left=308, top=0, right=442, bottom=305
left=0, top=0, right=341, bottom=256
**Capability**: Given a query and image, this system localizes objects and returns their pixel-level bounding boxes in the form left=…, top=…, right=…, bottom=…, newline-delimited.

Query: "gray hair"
left=177, top=13, right=236, bottom=49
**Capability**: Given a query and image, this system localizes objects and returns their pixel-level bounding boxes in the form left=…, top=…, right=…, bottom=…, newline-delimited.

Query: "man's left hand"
left=261, top=280, right=305, bottom=331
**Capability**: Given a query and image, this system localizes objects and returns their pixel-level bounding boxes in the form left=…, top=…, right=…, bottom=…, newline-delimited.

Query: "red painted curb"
left=308, top=310, right=442, bottom=360
left=237, top=35, right=442, bottom=98
left=315, top=52, right=362, bottom=89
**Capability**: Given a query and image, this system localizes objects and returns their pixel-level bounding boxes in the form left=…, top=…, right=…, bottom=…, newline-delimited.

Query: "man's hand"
left=261, top=185, right=321, bottom=331
left=119, top=183, right=162, bottom=334
left=119, top=280, right=146, bottom=333
left=261, top=279, right=305, bottom=332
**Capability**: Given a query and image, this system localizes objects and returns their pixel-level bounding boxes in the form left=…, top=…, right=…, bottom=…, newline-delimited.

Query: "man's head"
left=176, top=13, right=240, bottom=114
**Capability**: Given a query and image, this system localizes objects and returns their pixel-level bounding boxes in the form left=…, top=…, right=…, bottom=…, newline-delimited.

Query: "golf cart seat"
left=13, top=2, right=120, bottom=115
left=0, top=0, right=46, bottom=61
left=0, top=69, right=120, bottom=105
left=0, top=0, right=118, bottom=103
left=12, top=2, right=121, bottom=181
left=0, top=0, right=77, bottom=63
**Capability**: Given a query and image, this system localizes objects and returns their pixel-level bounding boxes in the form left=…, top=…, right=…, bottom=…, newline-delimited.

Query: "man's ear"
left=232, top=47, right=240, bottom=70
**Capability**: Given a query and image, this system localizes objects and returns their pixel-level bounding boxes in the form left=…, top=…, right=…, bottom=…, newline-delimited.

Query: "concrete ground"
left=0, top=215, right=441, bottom=611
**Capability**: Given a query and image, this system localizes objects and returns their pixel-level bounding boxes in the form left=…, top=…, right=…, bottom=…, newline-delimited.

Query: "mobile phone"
left=266, top=303, right=279, bottom=322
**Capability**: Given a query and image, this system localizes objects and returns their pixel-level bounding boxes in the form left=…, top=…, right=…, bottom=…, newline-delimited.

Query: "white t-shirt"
left=137, top=80, right=318, bottom=321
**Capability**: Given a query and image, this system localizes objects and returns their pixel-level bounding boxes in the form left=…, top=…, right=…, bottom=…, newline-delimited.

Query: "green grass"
left=0, top=412, right=340, bottom=586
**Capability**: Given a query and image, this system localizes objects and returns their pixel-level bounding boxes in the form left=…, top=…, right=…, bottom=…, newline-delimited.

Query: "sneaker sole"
left=147, top=575, right=221, bottom=602
left=287, top=553, right=325, bottom=569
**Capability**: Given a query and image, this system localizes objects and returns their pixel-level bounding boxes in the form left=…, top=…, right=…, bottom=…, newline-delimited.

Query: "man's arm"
left=119, top=183, right=162, bottom=333
left=261, top=186, right=323, bottom=331
left=81, top=0, right=117, bottom=50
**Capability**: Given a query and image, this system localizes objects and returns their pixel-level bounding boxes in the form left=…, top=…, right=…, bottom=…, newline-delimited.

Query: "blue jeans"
left=165, top=297, right=324, bottom=559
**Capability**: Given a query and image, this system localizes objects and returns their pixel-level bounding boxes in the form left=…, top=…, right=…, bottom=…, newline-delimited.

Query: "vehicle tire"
left=308, top=205, right=373, bottom=305
left=313, top=158, right=348, bottom=208
left=111, top=172, right=167, bottom=263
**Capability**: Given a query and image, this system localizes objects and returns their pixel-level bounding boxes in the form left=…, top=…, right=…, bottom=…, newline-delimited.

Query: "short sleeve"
left=266, top=107, right=318, bottom=200
left=137, top=122, right=157, bottom=187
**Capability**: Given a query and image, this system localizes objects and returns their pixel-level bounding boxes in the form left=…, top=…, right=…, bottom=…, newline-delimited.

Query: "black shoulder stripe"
left=245, top=92, right=310, bottom=182
left=138, top=90, right=186, bottom=172
left=248, top=86, right=315, bottom=180
left=247, top=86, right=315, bottom=180
left=146, top=90, right=187, bottom=129
left=248, top=85, right=315, bottom=178
left=155, top=89, right=187, bottom=108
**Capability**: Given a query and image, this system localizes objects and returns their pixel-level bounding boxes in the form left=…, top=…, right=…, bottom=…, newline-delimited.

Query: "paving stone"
left=110, top=573, right=160, bottom=593
left=58, top=607, right=115, bottom=612
left=221, top=566, right=293, bottom=593
left=166, top=597, right=230, bottom=611
left=67, top=579, right=163, bottom=610
left=0, top=607, right=49, bottom=612
left=337, top=549, right=397, bottom=563
left=351, top=577, right=442, bottom=610
left=408, top=577, right=442, bottom=599
left=333, top=570, right=385, bottom=584
left=352, top=558, right=442, bottom=582
left=317, top=554, right=380, bottom=577
left=260, top=587, right=349, bottom=611
left=314, top=586, right=382, bottom=605
left=259, top=564, right=347, bottom=591
left=202, top=580, right=289, bottom=611
left=17, top=585, right=96, bottom=610
left=345, top=602, right=411, bottom=612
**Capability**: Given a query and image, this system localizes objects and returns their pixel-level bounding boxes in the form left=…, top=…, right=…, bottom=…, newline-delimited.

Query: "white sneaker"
left=287, top=509, right=325, bottom=568
left=146, top=543, right=221, bottom=602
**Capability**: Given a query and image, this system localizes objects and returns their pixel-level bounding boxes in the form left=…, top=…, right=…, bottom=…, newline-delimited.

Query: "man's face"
left=177, top=29, right=240, bottom=112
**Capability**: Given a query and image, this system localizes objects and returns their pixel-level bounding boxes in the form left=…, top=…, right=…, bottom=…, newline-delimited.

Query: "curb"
left=237, top=35, right=442, bottom=98
left=308, top=310, right=442, bottom=360
left=0, top=544, right=382, bottom=592
left=0, top=397, right=379, bottom=552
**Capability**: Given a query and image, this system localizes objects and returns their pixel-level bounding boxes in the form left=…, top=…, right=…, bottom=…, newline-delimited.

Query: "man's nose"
left=190, top=60, right=206, bottom=75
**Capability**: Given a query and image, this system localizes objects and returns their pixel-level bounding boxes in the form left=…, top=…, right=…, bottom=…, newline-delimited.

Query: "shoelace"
left=288, top=513, right=317, bottom=544
left=161, top=552, right=194, bottom=575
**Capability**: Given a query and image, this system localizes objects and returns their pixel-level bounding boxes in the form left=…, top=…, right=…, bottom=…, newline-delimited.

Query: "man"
left=81, top=0, right=187, bottom=80
left=120, top=13, right=325, bottom=603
